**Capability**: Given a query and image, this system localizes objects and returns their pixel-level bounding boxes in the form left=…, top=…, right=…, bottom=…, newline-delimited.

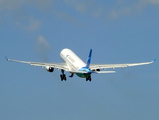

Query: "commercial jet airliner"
left=6, top=48, right=156, bottom=81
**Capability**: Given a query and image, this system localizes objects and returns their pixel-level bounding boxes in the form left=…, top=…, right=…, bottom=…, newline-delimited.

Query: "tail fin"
left=86, top=49, right=92, bottom=68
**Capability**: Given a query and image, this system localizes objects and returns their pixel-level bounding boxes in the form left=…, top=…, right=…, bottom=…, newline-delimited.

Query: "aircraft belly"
left=76, top=73, right=90, bottom=78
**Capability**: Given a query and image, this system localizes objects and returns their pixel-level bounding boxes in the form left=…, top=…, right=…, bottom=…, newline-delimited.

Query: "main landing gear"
left=60, top=70, right=66, bottom=81
left=60, top=70, right=74, bottom=81
left=60, top=70, right=92, bottom=82
left=86, top=75, right=92, bottom=81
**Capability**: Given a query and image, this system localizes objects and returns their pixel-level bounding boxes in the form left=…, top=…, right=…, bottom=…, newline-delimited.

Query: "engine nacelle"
left=45, top=66, right=54, bottom=72
left=92, top=69, right=100, bottom=71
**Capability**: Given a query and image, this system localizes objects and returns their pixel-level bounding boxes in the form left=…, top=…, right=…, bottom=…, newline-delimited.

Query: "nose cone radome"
left=61, top=48, right=71, bottom=54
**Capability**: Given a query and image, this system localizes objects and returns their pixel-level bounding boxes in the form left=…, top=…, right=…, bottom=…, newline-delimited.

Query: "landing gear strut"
left=69, top=73, right=74, bottom=77
left=86, top=75, right=92, bottom=81
left=60, top=69, right=66, bottom=81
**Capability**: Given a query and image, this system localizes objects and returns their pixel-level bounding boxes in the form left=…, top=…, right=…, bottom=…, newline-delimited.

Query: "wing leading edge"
left=5, top=57, right=69, bottom=71
left=90, top=59, right=156, bottom=70
left=5, top=57, right=156, bottom=74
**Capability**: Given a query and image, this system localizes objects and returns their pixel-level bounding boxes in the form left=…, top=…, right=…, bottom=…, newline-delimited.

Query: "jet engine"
left=45, top=66, right=54, bottom=72
left=92, top=69, right=100, bottom=71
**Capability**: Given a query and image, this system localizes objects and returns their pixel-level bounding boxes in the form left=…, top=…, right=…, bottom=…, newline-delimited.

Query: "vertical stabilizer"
left=86, top=49, right=92, bottom=68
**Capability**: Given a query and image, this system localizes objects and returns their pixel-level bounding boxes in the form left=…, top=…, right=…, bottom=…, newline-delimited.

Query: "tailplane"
left=86, top=49, right=92, bottom=68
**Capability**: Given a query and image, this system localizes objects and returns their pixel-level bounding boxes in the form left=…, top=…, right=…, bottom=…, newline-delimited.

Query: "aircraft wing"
left=5, top=57, right=69, bottom=71
left=90, top=59, right=156, bottom=70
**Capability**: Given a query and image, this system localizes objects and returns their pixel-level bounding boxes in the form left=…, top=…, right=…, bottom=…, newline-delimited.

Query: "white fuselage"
left=60, top=48, right=86, bottom=71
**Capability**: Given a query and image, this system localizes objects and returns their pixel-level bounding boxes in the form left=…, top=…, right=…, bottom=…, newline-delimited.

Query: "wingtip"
left=5, top=56, right=8, bottom=61
left=152, top=59, right=156, bottom=63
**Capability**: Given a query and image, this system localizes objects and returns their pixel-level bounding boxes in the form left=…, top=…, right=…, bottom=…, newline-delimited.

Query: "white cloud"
left=108, top=0, right=159, bottom=19
left=0, top=0, right=53, bottom=11
left=63, top=0, right=103, bottom=18
left=14, top=16, right=41, bottom=31
left=92, top=8, right=103, bottom=18
left=63, top=0, right=159, bottom=20
left=54, top=10, right=77, bottom=23
left=35, top=35, right=51, bottom=62
left=29, top=0, right=53, bottom=12
left=109, top=7, right=132, bottom=19
left=26, top=17, right=41, bottom=31
left=64, top=0, right=87, bottom=13
left=146, top=0, right=159, bottom=4
left=1, top=0, right=159, bottom=27
left=0, top=0, right=53, bottom=31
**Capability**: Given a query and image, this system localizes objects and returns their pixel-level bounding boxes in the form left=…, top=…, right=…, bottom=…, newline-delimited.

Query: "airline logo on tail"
left=86, top=49, right=92, bottom=68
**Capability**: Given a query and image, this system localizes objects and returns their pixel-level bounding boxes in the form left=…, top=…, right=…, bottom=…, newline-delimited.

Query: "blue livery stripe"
left=86, top=49, right=92, bottom=68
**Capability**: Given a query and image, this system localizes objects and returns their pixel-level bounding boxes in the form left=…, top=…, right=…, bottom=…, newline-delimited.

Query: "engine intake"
left=45, top=66, right=54, bottom=72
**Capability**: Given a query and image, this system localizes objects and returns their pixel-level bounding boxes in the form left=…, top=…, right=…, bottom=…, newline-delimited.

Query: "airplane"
left=6, top=48, right=156, bottom=81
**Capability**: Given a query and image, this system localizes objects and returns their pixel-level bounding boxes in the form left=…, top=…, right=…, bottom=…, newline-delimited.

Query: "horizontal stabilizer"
left=69, top=70, right=87, bottom=74
left=95, top=71, right=116, bottom=74
left=69, top=70, right=116, bottom=74
left=152, top=59, right=156, bottom=63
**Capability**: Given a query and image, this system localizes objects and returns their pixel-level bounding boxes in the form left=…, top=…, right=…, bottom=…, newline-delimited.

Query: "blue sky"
left=0, top=0, right=159, bottom=120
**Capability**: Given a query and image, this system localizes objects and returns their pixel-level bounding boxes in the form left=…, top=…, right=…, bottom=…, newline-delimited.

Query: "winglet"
left=86, top=49, right=92, bottom=68
left=152, top=59, right=156, bottom=63
left=5, top=56, right=9, bottom=61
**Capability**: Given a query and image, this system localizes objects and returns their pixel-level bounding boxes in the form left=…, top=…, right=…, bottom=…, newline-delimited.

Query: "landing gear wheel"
left=63, top=75, right=66, bottom=81
left=60, top=74, right=64, bottom=81
left=60, top=74, right=66, bottom=81
left=60, top=69, right=67, bottom=81
left=86, top=76, right=92, bottom=82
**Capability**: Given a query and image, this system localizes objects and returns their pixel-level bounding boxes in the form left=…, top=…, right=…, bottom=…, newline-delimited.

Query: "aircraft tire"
left=60, top=74, right=63, bottom=81
left=64, top=75, right=67, bottom=81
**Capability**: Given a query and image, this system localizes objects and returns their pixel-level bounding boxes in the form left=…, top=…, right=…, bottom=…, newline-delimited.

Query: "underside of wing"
left=6, top=58, right=69, bottom=71
left=30, top=62, right=68, bottom=70
left=90, top=60, right=155, bottom=70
